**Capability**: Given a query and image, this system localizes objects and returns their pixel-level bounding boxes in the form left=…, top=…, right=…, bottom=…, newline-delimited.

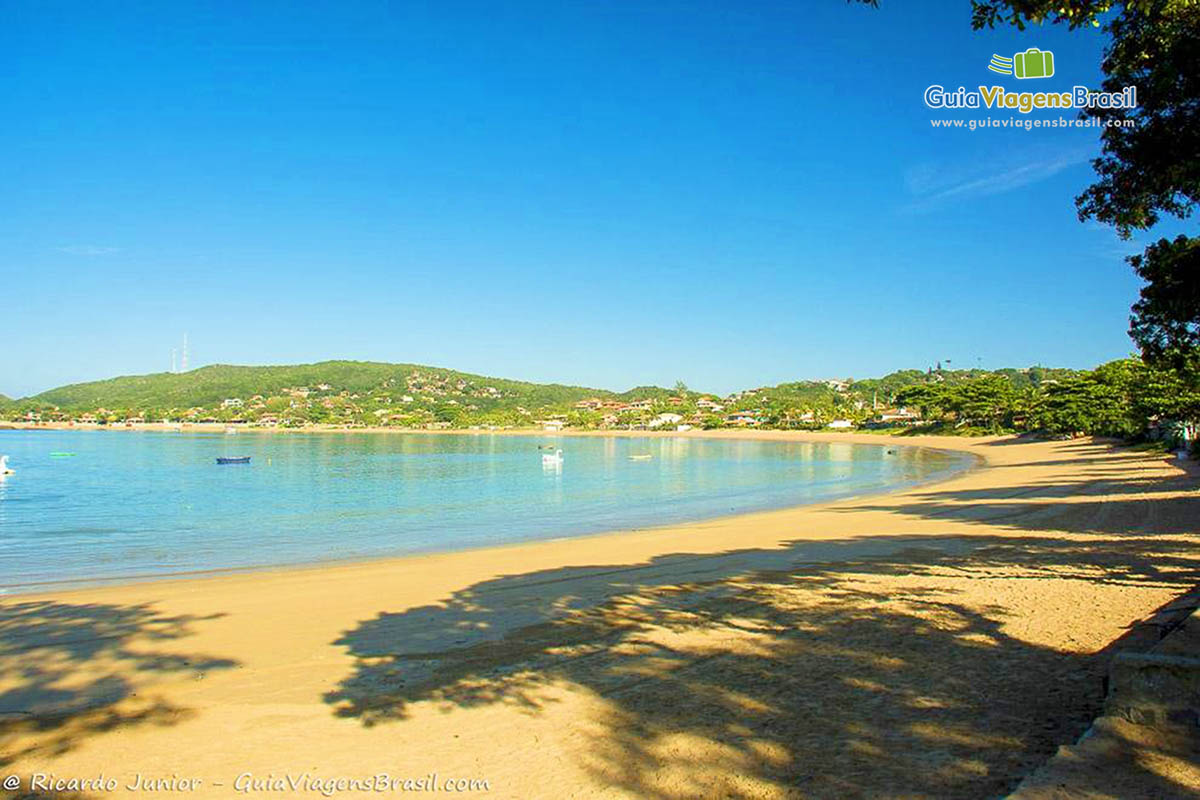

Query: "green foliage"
left=1072, top=1, right=1200, bottom=363
left=617, top=386, right=678, bottom=401
left=1129, top=359, right=1200, bottom=422
left=968, top=0, right=1117, bottom=31
left=969, top=1, right=1200, bottom=363
left=858, top=0, right=1200, bottom=381
left=7, top=361, right=699, bottom=429
left=26, top=361, right=622, bottom=413
left=1027, top=361, right=1143, bottom=437
left=1073, top=0, right=1199, bottom=234
left=1021, top=358, right=1200, bottom=437
left=1129, top=235, right=1200, bottom=365
left=9, top=356, right=1200, bottom=440
left=880, top=358, right=1200, bottom=439
left=894, top=376, right=1016, bottom=431
left=567, top=409, right=603, bottom=428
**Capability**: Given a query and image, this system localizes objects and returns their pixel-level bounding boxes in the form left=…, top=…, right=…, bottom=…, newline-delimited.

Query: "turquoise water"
left=0, top=431, right=971, bottom=590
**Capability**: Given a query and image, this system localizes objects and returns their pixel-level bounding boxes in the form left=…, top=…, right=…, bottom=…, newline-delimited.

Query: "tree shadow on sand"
left=0, top=600, right=238, bottom=771
left=843, top=443, right=1198, bottom=539
left=324, top=442, right=1200, bottom=798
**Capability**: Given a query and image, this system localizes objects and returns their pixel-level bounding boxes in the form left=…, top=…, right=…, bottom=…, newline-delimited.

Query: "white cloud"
left=56, top=245, right=122, bottom=256
left=904, top=148, right=1091, bottom=212
left=1082, top=219, right=1143, bottom=262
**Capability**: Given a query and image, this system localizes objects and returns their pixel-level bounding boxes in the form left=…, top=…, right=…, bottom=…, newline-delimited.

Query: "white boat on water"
left=0, top=455, right=12, bottom=476
left=541, top=448, right=563, bottom=467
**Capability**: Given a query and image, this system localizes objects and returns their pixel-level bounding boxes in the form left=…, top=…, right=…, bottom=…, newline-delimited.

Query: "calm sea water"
left=0, top=431, right=972, bottom=590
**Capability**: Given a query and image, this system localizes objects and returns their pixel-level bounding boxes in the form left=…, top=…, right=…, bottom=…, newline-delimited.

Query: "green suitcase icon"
left=1014, top=48, right=1054, bottom=79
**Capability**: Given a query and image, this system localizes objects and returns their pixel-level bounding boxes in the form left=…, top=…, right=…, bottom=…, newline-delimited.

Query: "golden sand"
left=2, top=432, right=1198, bottom=798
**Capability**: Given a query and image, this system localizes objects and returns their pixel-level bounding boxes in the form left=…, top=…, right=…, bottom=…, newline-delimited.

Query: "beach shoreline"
left=2, top=431, right=1197, bottom=798
left=3, top=418, right=940, bottom=437
left=0, top=428, right=982, bottom=596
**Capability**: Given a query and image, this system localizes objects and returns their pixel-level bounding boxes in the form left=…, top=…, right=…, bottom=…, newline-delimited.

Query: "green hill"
left=11, top=359, right=1091, bottom=433
left=24, top=360, right=633, bottom=414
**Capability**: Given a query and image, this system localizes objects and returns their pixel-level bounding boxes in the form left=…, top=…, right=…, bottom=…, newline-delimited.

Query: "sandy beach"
left=3, top=431, right=1199, bottom=799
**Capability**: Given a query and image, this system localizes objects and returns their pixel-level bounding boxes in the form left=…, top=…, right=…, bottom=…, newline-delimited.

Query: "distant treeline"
left=17, top=361, right=626, bottom=411
left=893, top=359, right=1199, bottom=445
left=3, top=357, right=1198, bottom=447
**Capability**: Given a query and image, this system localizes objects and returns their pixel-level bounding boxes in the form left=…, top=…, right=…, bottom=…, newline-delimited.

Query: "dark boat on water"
left=216, top=456, right=251, bottom=465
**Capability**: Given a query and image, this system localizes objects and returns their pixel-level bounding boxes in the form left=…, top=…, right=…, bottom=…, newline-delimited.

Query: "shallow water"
left=0, top=430, right=971, bottom=590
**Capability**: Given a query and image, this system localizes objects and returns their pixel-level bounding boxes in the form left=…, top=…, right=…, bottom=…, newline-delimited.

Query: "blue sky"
left=1, top=0, right=1166, bottom=397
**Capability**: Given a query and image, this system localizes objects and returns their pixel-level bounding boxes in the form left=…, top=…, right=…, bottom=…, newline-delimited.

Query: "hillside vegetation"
left=16, top=360, right=682, bottom=428
left=749, top=366, right=1079, bottom=416
left=7, top=358, right=1198, bottom=448
left=28, top=361, right=629, bottom=410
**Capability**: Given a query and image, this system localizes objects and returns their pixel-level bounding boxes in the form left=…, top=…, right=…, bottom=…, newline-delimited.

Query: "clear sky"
left=2, top=0, right=1168, bottom=398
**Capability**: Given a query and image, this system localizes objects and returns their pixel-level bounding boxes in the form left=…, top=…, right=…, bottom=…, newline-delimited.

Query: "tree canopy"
left=1128, top=235, right=1200, bottom=365
left=862, top=0, right=1200, bottom=365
